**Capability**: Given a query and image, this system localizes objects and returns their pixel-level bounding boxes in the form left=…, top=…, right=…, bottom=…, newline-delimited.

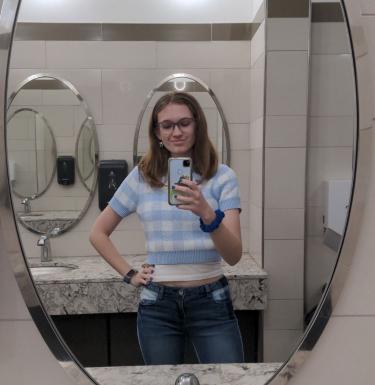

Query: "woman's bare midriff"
left=157, top=274, right=223, bottom=288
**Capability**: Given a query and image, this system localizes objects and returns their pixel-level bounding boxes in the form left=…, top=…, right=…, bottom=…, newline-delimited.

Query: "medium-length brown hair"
left=139, top=92, right=218, bottom=187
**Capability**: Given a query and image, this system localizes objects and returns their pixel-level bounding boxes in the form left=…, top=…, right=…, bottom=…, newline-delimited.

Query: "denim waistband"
left=143, top=275, right=228, bottom=296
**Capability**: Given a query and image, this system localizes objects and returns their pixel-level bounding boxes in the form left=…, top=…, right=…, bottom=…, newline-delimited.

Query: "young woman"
left=90, top=92, right=244, bottom=365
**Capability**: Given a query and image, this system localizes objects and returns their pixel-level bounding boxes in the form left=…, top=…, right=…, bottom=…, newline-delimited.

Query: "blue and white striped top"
left=109, top=164, right=241, bottom=265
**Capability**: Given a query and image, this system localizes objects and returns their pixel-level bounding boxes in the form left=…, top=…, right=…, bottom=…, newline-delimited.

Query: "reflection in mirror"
left=134, top=73, right=230, bottom=166
left=6, top=0, right=357, bottom=384
left=7, top=74, right=99, bottom=237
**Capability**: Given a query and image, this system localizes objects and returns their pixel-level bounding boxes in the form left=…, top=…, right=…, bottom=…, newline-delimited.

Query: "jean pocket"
left=139, top=286, right=158, bottom=305
left=211, top=285, right=231, bottom=303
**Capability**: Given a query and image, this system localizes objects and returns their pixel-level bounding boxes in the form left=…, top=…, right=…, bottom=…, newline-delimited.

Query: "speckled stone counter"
left=30, top=255, right=268, bottom=315
left=86, top=362, right=281, bottom=385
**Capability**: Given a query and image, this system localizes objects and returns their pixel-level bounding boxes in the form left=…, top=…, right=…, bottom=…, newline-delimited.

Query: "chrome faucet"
left=37, top=227, right=60, bottom=262
left=21, top=197, right=31, bottom=213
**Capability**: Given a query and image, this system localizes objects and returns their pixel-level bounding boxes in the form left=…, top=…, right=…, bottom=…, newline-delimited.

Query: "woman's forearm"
left=210, top=223, right=242, bottom=265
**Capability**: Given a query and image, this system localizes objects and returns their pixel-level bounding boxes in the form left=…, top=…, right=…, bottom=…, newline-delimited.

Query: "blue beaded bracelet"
left=199, top=209, right=225, bottom=233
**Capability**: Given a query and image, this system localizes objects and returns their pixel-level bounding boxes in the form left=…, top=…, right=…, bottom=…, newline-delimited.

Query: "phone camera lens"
left=183, top=160, right=190, bottom=167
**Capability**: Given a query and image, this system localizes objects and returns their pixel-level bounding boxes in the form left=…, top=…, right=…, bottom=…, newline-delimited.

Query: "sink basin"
left=29, top=262, right=78, bottom=276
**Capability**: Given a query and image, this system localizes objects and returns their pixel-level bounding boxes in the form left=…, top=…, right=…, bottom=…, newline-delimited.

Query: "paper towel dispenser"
left=98, top=160, right=128, bottom=211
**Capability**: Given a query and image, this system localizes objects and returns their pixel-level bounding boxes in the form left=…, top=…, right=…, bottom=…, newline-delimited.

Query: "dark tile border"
left=311, top=3, right=344, bottom=23
left=267, top=0, right=309, bottom=18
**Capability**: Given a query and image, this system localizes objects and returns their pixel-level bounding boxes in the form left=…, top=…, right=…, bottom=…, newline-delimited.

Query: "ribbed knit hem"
left=147, top=250, right=221, bottom=265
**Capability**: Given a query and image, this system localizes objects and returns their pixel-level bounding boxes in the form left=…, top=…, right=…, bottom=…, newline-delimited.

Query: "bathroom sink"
left=29, top=262, right=78, bottom=276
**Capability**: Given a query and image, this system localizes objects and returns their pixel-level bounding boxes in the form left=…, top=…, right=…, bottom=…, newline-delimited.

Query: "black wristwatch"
left=123, top=268, right=138, bottom=284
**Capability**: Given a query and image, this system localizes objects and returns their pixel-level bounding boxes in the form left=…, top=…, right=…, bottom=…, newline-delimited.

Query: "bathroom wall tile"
left=230, top=123, right=250, bottom=150
left=311, top=22, right=351, bottom=54
left=267, top=18, right=309, bottom=51
left=96, top=124, right=135, bottom=152
left=307, top=147, right=354, bottom=206
left=37, top=105, right=75, bottom=137
left=156, top=41, right=251, bottom=69
left=10, top=41, right=46, bottom=68
left=250, top=148, right=263, bottom=207
left=249, top=203, right=262, bottom=264
left=308, top=116, right=356, bottom=147
left=360, top=0, right=375, bottom=14
left=263, top=329, right=303, bottom=362
left=265, top=115, right=307, bottom=148
left=264, top=208, right=305, bottom=239
left=0, top=320, right=73, bottom=385
left=210, top=69, right=251, bottom=123
left=264, top=148, right=306, bottom=209
left=305, top=236, right=338, bottom=311
left=0, top=235, right=31, bottom=319
left=8, top=69, right=43, bottom=96
left=264, top=299, right=304, bottom=330
left=309, top=54, right=356, bottom=117
left=240, top=227, right=249, bottom=253
left=250, top=21, right=265, bottom=66
left=154, top=69, right=211, bottom=91
left=306, top=205, right=325, bottom=236
left=46, top=41, right=157, bottom=69
left=266, top=51, right=309, bottom=116
left=231, top=150, right=251, bottom=203
left=264, top=239, right=304, bottom=299
left=102, top=69, right=159, bottom=125
left=250, top=55, right=265, bottom=120
left=250, top=117, right=263, bottom=149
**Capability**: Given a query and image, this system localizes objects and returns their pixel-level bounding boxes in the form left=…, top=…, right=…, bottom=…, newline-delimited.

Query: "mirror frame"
left=0, top=1, right=362, bottom=385
left=7, top=106, right=57, bottom=200
left=6, top=72, right=99, bottom=236
left=133, top=73, right=231, bottom=167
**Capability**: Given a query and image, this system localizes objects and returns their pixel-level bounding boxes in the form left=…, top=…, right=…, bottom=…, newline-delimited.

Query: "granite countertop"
left=30, top=255, right=268, bottom=315
left=86, top=362, right=282, bottom=385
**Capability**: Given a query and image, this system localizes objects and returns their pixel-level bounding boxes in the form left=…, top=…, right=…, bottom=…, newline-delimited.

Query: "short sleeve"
left=109, top=166, right=140, bottom=218
left=215, top=165, right=241, bottom=212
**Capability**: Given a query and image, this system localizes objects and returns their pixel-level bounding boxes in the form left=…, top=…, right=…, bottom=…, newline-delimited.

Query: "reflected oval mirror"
left=133, top=73, right=230, bottom=166
left=7, top=74, right=99, bottom=235
left=7, top=107, right=57, bottom=199
left=3, top=1, right=358, bottom=385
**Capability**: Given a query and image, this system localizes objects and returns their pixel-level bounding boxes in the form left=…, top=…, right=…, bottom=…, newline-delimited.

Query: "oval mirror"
left=7, top=74, right=99, bottom=235
left=1, top=1, right=358, bottom=385
left=133, top=73, right=230, bottom=166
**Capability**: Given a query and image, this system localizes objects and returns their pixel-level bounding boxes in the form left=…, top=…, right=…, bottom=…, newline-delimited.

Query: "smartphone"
left=168, top=157, right=192, bottom=205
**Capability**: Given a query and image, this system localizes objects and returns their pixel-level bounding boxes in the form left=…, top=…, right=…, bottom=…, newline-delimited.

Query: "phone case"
left=168, top=157, right=192, bottom=205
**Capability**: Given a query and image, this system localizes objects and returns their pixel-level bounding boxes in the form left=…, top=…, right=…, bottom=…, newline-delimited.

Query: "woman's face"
left=155, top=102, right=196, bottom=158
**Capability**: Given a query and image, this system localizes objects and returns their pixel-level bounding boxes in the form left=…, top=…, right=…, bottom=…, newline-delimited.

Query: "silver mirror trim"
left=0, top=1, right=364, bottom=385
left=132, top=72, right=231, bottom=168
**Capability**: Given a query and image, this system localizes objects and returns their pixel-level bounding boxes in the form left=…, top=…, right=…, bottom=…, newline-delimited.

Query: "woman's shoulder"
left=215, top=163, right=237, bottom=178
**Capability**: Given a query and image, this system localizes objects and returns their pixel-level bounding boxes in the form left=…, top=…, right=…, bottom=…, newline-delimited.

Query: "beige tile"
left=264, top=148, right=306, bottom=209
left=264, top=208, right=304, bottom=239
left=311, top=22, right=351, bottom=54
left=157, top=41, right=251, bottom=69
left=250, top=148, right=263, bottom=207
left=265, top=115, right=307, bottom=148
left=250, top=57, right=265, bottom=120
left=0, top=320, right=73, bottom=385
left=250, top=21, right=265, bottom=66
left=309, top=54, right=356, bottom=117
left=264, top=299, right=304, bottom=330
left=210, top=69, right=251, bottom=123
left=102, top=69, right=158, bottom=125
left=308, top=116, right=356, bottom=147
left=97, top=124, right=135, bottom=152
left=360, top=0, right=375, bottom=14
left=46, top=41, right=157, bottom=69
left=263, top=329, right=303, bottom=363
left=10, top=41, right=46, bottom=69
left=230, top=123, right=250, bottom=150
left=231, top=150, right=251, bottom=202
left=250, top=117, right=263, bottom=149
left=266, top=51, right=308, bottom=116
left=264, top=239, right=304, bottom=299
left=0, top=241, right=31, bottom=320
left=267, top=18, right=309, bottom=51
left=307, top=147, right=354, bottom=206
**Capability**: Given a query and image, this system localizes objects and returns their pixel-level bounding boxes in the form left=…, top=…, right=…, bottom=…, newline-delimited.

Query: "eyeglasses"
left=156, top=117, right=195, bottom=132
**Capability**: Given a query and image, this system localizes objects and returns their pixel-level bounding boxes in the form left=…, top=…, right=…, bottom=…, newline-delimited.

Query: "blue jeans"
left=136, top=276, right=244, bottom=365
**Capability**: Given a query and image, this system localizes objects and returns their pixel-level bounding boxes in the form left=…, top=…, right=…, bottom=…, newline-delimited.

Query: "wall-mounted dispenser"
left=98, top=160, right=128, bottom=211
left=57, top=156, right=75, bottom=185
